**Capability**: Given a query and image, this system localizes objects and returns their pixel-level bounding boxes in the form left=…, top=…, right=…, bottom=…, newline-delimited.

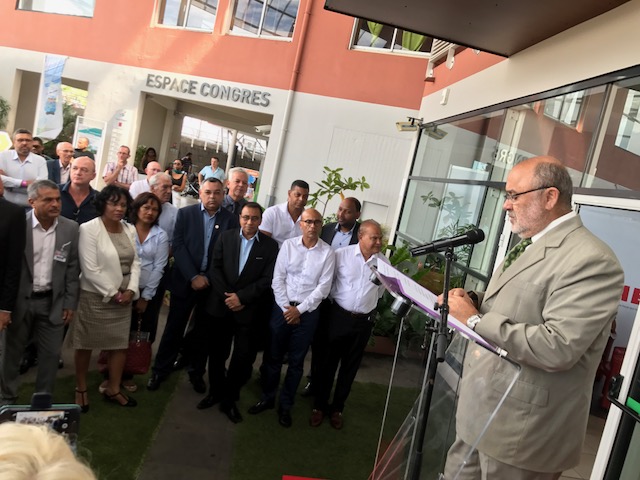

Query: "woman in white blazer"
left=70, top=185, right=140, bottom=411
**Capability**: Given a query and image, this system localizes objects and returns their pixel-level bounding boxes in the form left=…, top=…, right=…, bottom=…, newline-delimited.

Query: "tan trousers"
left=444, top=436, right=562, bottom=480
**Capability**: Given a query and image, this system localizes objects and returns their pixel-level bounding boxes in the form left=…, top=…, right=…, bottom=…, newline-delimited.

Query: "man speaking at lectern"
left=439, top=156, right=623, bottom=479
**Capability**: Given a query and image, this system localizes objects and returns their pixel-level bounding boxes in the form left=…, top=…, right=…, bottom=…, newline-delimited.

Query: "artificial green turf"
left=17, top=370, right=180, bottom=480
left=231, top=378, right=419, bottom=480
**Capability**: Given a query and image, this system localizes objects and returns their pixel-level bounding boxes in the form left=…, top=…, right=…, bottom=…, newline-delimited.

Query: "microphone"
left=409, top=228, right=485, bottom=256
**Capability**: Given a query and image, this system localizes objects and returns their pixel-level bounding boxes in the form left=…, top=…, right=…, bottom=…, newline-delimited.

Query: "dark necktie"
left=502, top=238, right=532, bottom=271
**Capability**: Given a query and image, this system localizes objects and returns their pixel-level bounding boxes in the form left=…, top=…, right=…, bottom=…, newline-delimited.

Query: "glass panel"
left=587, top=78, right=640, bottom=191
left=18, top=0, right=95, bottom=17
left=232, top=0, right=263, bottom=35
left=185, top=0, right=217, bottom=30
left=354, top=19, right=396, bottom=50
left=411, top=111, right=507, bottom=180
left=543, top=91, right=584, bottom=127
left=261, top=0, right=298, bottom=37
left=159, top=0, right=183, bottom=26
left=370, top=330, right=521, bottom=479
left=393, top=29, right=433, bottom=54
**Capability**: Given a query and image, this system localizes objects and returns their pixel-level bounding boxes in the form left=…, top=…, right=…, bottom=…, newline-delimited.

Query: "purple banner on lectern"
left=374, top=261, right=508, bottom=357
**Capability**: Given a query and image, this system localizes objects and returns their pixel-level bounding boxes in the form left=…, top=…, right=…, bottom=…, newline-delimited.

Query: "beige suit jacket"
left=456, top=215, right=623, bottom=472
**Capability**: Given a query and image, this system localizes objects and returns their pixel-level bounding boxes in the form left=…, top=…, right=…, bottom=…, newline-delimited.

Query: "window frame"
left=155, top=0, right=218, bottom=33
left=349, top=18, right=433, bottom=58
left=16, top=0, right=95, bottom=18
left=228, top=0, right=299, bottom=41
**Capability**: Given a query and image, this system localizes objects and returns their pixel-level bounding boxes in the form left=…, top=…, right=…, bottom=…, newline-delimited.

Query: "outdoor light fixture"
left=396, top=116, right=423, bottom=132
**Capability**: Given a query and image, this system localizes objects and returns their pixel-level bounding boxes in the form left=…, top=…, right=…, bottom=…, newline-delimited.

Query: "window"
left=543, top=91, right=584, bottom=127
left=17, top=0, right=95, bottom=17
left=615, top=89, right=640, bottom=156
left=352, top=18, right=433, bottom=55
left=158, top=0, right=218, bottom=31
left=231, top=0, right=299, bottom=39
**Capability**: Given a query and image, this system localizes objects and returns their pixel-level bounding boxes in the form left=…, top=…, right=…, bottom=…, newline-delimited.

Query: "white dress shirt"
left=272, top=236, right=335, bottom=315
left=31, top=212, right=58, bottom=292
left=330, top=244, right=389, bottom=314
left=260, top=202, right=303, bottom=246
left=59, top=160, right=71, bottom=184
left=158, top=201, right=178, bottom=245
left=0, top=150, right=48, bottom=206
left=129, top=179, right=151, bottom=199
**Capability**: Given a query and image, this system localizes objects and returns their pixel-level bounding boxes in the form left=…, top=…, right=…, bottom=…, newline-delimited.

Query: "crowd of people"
left=0, top=128, right=387, bottom=433
left=0, top=128, right=624, bottom=479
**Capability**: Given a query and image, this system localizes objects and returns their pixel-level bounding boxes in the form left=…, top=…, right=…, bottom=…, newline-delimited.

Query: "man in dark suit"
left=320, top=197, right=362, bottom=248
left=0, top=178, right=27, bottom=333
left=148, top=178, right=239, bottom=392
left=196, top=202, right=279, bottom=423
left=302, top=197, right=362, bottom=397
left=0, top=180, right=79, bottom=403
left=46, top=142, right=74, bottom=185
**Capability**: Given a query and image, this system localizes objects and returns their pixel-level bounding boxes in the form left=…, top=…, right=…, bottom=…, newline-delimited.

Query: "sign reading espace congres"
left=145, top=73, right=271, bottom=108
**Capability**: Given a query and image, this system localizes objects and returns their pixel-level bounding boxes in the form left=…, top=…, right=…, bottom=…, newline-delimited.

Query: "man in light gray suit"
left=440, top=157, right=624, bottom=479
left=0, top=180, right=80, bottom=404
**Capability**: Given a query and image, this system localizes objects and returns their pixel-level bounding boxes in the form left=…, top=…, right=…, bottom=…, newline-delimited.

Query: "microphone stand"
left=409, top=246, right=455, bottom=480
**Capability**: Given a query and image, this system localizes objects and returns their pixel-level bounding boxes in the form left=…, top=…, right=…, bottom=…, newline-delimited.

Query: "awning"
left=324, top=0, right=630, bottom=57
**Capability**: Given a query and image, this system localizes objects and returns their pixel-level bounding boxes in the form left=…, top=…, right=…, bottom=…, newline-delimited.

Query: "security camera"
left=255, top=125, right=271, bottom=135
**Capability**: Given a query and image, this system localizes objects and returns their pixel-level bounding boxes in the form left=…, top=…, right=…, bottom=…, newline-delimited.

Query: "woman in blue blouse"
left=99, top=192, right=169, bottom=393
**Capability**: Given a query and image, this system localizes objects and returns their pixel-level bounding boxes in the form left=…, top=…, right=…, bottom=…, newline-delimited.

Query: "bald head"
left=70, top=156, right=96, bottom=187
left=145, top=161, right=162, bottom=177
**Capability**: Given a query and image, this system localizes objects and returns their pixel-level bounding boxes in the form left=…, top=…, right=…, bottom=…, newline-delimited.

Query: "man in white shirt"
left=310, top=220, right=388, bottom=430
left=102, top=145, right=138, bottom=190
left=129, top=161, right=163, bottom=199
left=149, top=172, right=178, bottom=244
left=0, top=129, right=48, bottom=207
left=248, top=208, right=335, bottom=428
left=46, top=142, right=74, bottom=185
left=259, top=179, right=309, bottom=246
left=0, top=179, right=79, bottom=403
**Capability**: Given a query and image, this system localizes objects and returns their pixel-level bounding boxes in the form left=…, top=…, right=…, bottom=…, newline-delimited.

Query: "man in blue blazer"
left=148, top=178, right=239, bottom=392
left=196, top=202, right=279, bottom=422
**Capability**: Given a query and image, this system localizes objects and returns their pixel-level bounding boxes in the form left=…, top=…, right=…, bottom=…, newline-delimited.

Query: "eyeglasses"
left=301, top=219, right=322, bottom=226
left=61, top=149, right=74, bottom=153
left=503, top=186, right=555, bottom=202
left=240, top=215, right=260, bottom=222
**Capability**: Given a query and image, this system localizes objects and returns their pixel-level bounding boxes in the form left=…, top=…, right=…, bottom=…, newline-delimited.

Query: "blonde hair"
left=0, top=423, right=96, bottom=480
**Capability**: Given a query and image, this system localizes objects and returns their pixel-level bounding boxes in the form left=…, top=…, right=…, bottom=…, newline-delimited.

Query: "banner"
left=34, top=55, right=67, bottom=141
left=73, top=116, right=106, bottom=164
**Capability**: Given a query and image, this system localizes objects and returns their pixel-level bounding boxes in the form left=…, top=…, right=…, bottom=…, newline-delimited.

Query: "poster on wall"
left=244, top=168, right=260, bottom=201
left=34, top=55, right=67, bottom=141
left=73, top=116, right=106, bottom=164
left=579, top=204, right=640, bottom=350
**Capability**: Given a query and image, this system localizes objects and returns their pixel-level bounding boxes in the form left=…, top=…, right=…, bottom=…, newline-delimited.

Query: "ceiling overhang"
left=324, top=0, right=630, bottom=57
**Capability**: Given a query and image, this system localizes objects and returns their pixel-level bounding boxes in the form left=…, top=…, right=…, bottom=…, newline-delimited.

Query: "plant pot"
left=365, top=335, right=397, bottom=356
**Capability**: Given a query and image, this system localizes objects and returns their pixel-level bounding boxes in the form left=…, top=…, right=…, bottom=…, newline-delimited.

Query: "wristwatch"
left=467, top=314, right=483, bottom=330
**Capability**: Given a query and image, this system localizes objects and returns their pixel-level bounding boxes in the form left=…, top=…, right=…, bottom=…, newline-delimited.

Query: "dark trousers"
left=205, top=311, right=261, bottom=405
left=307, top=299, right=332, bottom=384
left=152, top=288, right=206, bottom=378
left=1, top=295, right=64, bottom=402
left=314, top=303, right=374, bottom=413
left=261, top=304, right=319, bottom=411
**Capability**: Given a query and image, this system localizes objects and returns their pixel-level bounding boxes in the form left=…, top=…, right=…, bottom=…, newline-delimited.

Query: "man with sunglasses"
left=440, top=156, right=623, bottom=480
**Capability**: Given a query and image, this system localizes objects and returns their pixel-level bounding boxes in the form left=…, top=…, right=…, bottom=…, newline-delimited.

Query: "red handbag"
left=97, top=314, right=152, bottom=375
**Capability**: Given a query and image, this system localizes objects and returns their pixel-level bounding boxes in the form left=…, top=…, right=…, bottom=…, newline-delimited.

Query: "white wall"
left=420, top=0, right=640, bottom=122
left=0, top=46, right=418, bottom=225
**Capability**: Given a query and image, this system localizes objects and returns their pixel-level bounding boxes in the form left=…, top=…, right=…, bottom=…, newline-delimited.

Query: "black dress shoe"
left=147, top=373, right=163, bottom=391
left=196, top=394, right=221, bottom=410
left=278, top=409, right=292, bottom=428
left=220, top=402, right=243, bottom=423
left=300, top=382, right=313, bottom=398
left=173, top=354, right=186, bottom=370
left=248, top=399, right=275, bottom=415
left=189, top=373, right=206, bottom=394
